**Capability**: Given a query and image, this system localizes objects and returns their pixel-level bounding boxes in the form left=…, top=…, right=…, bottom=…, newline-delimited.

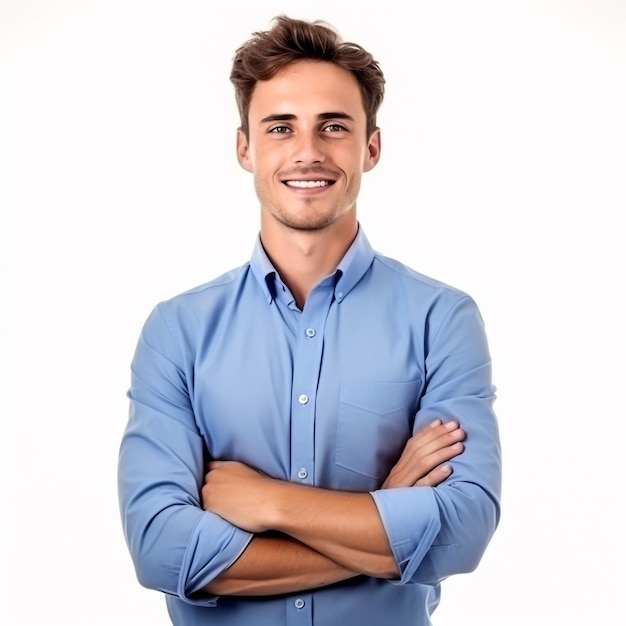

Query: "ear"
left=363, top=128, right=381, bottom=172
left=236, top=129, right=253, bottom=172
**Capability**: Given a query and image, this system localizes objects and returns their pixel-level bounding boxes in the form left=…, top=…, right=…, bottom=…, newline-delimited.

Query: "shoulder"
left=369, top=254, right=490, bottom=360
left=159, top=263, right=249, bottom=312
left=141, top=263, right=253, bottom=336
left=368, top=251, right=487, bottom=338
left=135, top=263, right=254, bottom=359
left=371, top=251, right=471, bottom=303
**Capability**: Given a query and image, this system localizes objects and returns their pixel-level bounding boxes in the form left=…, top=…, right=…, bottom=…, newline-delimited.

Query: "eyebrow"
left=259, top=112, right=356, bottom=124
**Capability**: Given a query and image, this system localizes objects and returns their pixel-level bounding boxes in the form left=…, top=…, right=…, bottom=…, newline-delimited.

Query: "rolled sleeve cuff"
left=370, top=487, right=441, bottom=584
left=177, top=512, right=253, bottom=606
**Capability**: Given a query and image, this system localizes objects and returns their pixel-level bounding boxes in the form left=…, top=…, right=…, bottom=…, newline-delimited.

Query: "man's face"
left=237, top=60, right=381, bottom=233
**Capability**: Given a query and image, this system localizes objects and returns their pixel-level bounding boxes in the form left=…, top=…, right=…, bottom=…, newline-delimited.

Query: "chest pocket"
left=335, top=379, right=421, bottom=480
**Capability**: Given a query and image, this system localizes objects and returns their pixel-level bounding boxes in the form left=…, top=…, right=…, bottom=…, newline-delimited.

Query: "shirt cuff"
left=177, top=512, right=254, bottom=606
left=370, top=487, right=441, bottom=584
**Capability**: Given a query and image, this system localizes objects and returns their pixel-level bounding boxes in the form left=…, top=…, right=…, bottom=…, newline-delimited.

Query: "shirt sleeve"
left=370, top=294, right=502, bottom=585
left=117, top=305, right=253, bottom=605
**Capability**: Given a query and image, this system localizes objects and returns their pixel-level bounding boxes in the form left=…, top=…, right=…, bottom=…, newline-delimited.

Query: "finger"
left=422, top=441, right=464, bottom=466
left=407, top=423, right=465, bottom=461
left=383, top=441, right=464, bottom=488
left=414, top=419, right=453, bottom=441
left=415, top=463, right=453, bottom=487
left=390, top=427, right=464, bottom=478
left=410, top=420, right=462, bottom=452
left=205, top=460, right=227, bottom=482
left=208, top=460, right=227, bottom=471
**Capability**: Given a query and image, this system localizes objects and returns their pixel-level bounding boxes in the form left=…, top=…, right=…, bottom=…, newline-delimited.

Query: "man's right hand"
left=382, top=419, right=465, bottom=489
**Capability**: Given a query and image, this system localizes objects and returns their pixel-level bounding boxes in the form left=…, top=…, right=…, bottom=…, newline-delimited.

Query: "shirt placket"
left=286, top=283, right=334, bottom=626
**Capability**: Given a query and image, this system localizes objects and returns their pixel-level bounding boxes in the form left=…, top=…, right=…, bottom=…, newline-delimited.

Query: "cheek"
left=345, top=168, right=363, bottom=193
left=252, top=149, right=283, bottom=175
left=253, top=170, right=283, bottom=200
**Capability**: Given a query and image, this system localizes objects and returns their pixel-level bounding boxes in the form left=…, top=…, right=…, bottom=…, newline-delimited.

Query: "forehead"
left=248, top=60, right=365, bottom=121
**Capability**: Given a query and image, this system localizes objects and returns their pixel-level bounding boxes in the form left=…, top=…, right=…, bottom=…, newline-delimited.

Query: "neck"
left=260, top=215, right=358, bottom=309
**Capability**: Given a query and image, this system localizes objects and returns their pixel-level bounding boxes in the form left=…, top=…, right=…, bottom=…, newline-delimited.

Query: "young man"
left=118, top=15, right=501, bottom=626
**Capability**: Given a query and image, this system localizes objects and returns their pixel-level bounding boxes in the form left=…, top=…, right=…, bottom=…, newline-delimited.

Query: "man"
left=118, top=15, right=501, bottom=626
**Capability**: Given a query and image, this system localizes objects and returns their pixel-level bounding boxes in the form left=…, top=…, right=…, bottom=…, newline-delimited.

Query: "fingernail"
left=430, top=419, right=442, bottom=427
left=441, top=464, right=452, bottom=473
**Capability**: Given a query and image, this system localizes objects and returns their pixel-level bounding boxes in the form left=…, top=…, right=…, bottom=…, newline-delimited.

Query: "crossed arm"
left=201, top=419, right=465, bottom=596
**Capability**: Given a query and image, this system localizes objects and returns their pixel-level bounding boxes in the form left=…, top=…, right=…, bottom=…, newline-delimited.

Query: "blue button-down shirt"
left=118, top=228, right=501, bottom=626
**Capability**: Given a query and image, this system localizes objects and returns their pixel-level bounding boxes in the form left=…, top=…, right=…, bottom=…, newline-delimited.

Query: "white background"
left=1, top=1, right=625, bottom=624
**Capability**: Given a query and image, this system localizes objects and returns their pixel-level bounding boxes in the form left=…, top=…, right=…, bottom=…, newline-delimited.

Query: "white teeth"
left=285, top=180, right=330, bottom=188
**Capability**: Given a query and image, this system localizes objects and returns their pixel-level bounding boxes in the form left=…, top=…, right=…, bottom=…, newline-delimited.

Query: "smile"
left=284, top=180, right=333, bottom=188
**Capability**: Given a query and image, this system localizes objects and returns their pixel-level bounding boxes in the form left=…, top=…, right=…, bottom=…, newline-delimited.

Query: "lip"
left=282, top=179, right=335, bottom=189
left=280, top=171, right=338, bottom=193
left=279, top=166, right=339, bottom=196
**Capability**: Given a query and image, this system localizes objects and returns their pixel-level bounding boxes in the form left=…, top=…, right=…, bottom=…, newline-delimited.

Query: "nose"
left=291, top=131, right=326, bottom=165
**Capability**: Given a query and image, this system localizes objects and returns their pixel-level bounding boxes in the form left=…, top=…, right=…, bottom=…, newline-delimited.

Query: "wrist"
left=263, top=479, right=299, bottom=531
left=262, top=479, right=332, bottom=536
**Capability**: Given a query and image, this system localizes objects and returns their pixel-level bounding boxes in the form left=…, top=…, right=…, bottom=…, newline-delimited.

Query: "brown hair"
left=230, top=15, right=385, bottom=138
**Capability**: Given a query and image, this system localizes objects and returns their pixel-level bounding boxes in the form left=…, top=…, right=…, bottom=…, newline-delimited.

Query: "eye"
left=269, top=126, right=292, bottom=134
left=323, top=123, right=346, bottom=133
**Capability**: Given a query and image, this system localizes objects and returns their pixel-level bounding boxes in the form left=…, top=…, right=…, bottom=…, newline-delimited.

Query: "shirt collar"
left=249, top=237, right=278, bottom=304
left=333, top=226, right=375, bottom=303
left=249, top=225, right=375, bottom=305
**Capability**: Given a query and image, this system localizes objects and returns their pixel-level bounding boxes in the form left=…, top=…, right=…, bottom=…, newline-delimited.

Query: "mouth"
left=283, top=179, right=334, bottom=189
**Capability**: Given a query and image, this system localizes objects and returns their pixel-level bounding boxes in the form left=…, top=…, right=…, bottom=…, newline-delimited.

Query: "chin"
left=278, top=211, right=341, bottom=232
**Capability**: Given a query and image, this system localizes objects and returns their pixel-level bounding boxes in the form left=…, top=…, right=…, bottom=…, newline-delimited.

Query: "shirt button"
left=298, top=394, right=309, bottom=405
left=297, top=468, right=308, bottom=479
left=294, top=598, right=305, bottom=609
left=336, top=291, right=344, bottom=300
left=305, top=328, right=316, bottom=337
